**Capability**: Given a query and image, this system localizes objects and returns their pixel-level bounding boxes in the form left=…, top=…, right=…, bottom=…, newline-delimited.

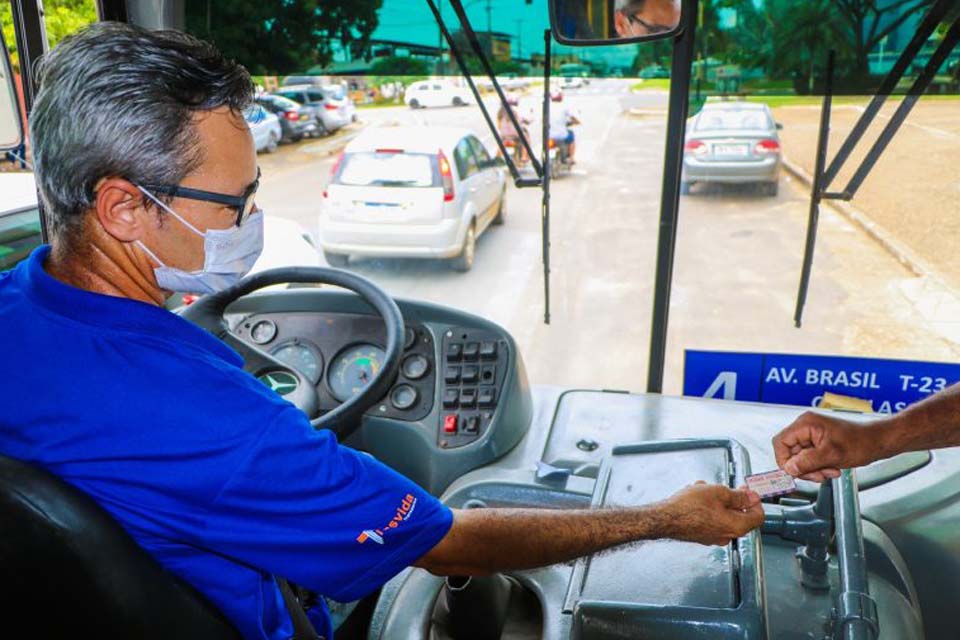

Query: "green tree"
left=185, top=0, right=383, bottom=75
left=369, top=55, right=429, bottom=77
left=2, top=0, right=98, bottom=72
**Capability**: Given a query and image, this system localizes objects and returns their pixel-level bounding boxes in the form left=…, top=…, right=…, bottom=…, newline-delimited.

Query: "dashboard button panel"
left=438, top=328, right=509, bottom=449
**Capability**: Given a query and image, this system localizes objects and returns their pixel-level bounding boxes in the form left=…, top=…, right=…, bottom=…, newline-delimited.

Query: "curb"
left=781, top=157, right=944, bottom=281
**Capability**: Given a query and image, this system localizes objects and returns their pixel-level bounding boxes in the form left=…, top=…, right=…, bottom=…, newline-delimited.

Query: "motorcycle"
left=548, top=137, right=573, bottom=179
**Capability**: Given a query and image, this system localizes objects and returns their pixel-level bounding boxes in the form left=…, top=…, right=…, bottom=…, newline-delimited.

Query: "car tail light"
left=504, top=139, right=516, bottom=148
left=438, top=150, right=455, bottom=202
left=754, top=139, right=781, bottom=155
left=324, top=103, right=339, bottom=111
left=323, top=151, right=345, bottom=198
left=283, top=111, right=300, bottom=121
left=684, top=139, right=707, bottom=155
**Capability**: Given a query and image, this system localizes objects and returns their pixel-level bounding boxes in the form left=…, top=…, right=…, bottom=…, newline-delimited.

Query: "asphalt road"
left=254, top=79, right=960, bottom=398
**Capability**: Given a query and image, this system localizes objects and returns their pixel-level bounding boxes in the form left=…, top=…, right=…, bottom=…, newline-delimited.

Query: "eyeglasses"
left=138, top=167, right=261, bottom=227
left=625, top=12, right=673, bottom=35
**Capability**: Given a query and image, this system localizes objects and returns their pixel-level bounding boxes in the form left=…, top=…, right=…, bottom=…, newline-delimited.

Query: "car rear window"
left=695, top=109, right=771, bottom=131
left=335, top=152, right=439, bottom=188
left=0, top=208, right=43, bottom=272
left=268, top=95, right=301, bottom=110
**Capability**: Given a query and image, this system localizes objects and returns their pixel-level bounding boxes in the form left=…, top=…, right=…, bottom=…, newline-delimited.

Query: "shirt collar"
left=19, top=245, right=242, bottom=365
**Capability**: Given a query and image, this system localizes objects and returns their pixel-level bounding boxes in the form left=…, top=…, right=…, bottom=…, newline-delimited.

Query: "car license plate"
left=713, top=144, right=749, bottom=156
left=300, top=115, right=309, bottom=121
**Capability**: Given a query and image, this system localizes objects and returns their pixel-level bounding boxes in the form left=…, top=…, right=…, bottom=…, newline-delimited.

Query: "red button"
left=443, top=415, right=458, bottom=433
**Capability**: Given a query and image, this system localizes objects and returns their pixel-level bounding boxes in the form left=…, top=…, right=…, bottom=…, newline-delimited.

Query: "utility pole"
left=516, top=18, right=524, bottom=60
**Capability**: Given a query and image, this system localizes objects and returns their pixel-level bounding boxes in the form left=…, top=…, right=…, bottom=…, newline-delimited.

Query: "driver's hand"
left=772, top=411, right=877, bottom=482
left=664, top=482, right=763, bottom=546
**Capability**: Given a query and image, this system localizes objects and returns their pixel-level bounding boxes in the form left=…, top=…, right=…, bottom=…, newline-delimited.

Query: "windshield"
left=164, top=0, right=959, bottom=407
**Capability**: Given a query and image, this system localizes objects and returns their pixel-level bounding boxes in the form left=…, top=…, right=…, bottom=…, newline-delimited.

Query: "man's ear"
left=613, top=11, right=629, bottom=36
left=92, top=177, right=153, bottom=243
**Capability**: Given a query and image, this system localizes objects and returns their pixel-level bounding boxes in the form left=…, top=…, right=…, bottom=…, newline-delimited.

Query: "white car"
left=405, top=81, right=472, bottom=109
left=243, top=105, right=282, bottom=154
left=561, top=76, right=585, bottom=89
left=0, top=173, right=42, bottom=272
left=320, top=126, right=507, bottom=271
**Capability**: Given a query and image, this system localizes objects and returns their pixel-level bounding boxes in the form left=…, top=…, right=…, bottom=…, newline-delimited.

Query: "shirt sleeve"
left=203, top=408, right=453, bottom=602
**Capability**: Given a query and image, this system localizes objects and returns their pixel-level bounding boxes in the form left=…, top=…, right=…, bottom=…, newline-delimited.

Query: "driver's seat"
left=0, top=455, right=241, bottom=639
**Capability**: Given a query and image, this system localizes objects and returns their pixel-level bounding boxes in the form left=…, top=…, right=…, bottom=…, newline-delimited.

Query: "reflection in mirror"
left=0, top=30, right=25, bottom=151
left=552, top=0, right=681, bottom=44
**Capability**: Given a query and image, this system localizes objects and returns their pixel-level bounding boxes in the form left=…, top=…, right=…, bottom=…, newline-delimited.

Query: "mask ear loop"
left=136, top=185, right=205, bottom=236
left=135, top=185, right=203, bottom=269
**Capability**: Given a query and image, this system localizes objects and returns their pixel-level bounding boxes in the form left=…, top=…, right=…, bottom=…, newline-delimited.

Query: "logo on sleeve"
left=356, top=493, right=418, bottom=545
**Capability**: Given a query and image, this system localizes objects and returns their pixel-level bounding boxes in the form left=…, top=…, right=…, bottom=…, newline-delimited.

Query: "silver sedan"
left=681, top=101, right=783, bottom=197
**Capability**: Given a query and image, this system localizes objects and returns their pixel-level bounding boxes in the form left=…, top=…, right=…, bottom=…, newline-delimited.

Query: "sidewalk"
left=776, top=99, right=960, bottom=350
left=773, top=99, right=960, bottom=290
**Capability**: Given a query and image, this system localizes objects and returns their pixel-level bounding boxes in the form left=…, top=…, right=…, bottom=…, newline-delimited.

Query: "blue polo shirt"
left=0, top=246, right=453, bottom=640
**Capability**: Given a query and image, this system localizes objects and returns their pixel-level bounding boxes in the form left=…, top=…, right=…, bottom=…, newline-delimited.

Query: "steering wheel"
left=180, top=267, right=405, bottom=439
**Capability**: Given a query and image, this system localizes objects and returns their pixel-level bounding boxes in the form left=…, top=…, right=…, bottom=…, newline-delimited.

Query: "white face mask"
left=136, top=187, right=264, bottom=295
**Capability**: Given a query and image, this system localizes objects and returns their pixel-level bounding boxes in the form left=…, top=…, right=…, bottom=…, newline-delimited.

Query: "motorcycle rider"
left=496, top=93, right=532, bottom=167
left=548, top=90, right=580, bottom=165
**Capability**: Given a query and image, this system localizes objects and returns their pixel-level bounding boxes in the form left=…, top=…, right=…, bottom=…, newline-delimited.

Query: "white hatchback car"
left=320, top=126, right=507, bottom=271
left=405, top=81, right=472, bottom=109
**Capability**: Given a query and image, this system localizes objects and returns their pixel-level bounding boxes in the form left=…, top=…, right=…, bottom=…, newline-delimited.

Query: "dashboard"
left=224, top=290, right=533, bottom=495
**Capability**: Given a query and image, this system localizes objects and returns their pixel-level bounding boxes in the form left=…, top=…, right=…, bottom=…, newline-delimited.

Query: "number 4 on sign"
left=703, top=372, right=738, bottom=400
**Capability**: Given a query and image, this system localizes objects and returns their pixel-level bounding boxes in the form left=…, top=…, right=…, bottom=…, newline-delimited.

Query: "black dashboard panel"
left=438, top=327, right=511, bottom=449
left=233, top=312, right=436, bottom=421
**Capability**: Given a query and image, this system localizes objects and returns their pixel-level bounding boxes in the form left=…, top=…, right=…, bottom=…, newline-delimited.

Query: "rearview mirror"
left=550, top=0, right=682, bottom=46
left=0, top=29, right=25, bottom=152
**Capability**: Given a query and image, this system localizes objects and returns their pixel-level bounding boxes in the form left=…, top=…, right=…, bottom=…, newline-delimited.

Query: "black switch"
left=461, top=364, right=479, bottom=384
left=480, top=364, right=497, bottom=385
left=463, top=342, right=480, bottom=360
left=480, top=341, right=497, bottom=359
left=460, top=388, right=477, bottom=408
left=444, top=366, right=461, bottom=384
left=446, top=343, right=463, bottom=362
left=463, top=415, right=481, bottom=434
left=478, top=386, right=497, bottom=407
left=442, top=388, right=459, bottom=409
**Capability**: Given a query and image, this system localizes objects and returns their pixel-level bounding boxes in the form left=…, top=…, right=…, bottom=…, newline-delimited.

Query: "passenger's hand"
left=772, top=411, right=879, bottom=482
left=664, top=482, right=764, bottom=546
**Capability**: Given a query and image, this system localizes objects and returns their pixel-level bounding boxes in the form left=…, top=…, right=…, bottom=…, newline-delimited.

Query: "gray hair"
left=30, top=21, right=254, bottom=241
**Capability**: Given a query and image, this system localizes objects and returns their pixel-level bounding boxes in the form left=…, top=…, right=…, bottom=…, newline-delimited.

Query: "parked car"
left=560, top=76, right=585, bottom=89
left=0, top=173, right=43, bottom=272
left=243, top=105, right=282, bottom=154
left=281, top=75, right=324, bottom=87
left=405, top=81, right=472, bottom=109
left=320, top=126, right=506, bottom=271
left=255, top=95, right=317, bottom=143
left=681, top=101, right=782, bottom=196
left=273, top=84, right=353, bottom=134
left=319, top=84, right=358, bottom=123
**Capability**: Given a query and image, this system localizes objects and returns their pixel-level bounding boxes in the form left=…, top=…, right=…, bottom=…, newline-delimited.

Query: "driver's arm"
left=415, top=483, right=762, bottom=576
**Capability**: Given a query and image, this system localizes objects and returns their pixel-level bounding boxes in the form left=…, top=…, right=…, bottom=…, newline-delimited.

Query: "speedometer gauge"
left=270, top=341, right=323, bottom=384
left=329, top=344, right=386, bottom=402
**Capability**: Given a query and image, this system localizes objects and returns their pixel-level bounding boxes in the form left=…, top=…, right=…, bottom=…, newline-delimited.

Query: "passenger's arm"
left=773, top=383, right=960, bottom=482
left=414, top=483, right=762, bottom=576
